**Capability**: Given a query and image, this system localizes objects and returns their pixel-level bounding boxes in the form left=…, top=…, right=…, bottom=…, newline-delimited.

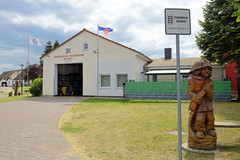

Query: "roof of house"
left=40, top=28, right=152, bottom=62
left=146, top=57, right=201, bottom=68
left=0, top=70, right=23, bottom=81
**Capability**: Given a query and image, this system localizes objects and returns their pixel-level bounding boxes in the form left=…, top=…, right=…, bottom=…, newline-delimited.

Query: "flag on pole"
left=98, top=26, right=113, bottom=35
left=29, top=35, right=42, bottom=46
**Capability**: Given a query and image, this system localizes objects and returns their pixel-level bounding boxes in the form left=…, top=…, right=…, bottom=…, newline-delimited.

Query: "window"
left=117, top=74, right=127, bottom=87
left=153, top=75, right=157, bottom=82
left=101, top=75, right=110, bottom=87
left=83, top=43, right=88, bottom=51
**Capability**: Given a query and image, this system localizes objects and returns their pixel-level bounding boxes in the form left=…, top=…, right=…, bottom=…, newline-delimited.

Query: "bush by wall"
left=29, top=77, right=43, bottom=96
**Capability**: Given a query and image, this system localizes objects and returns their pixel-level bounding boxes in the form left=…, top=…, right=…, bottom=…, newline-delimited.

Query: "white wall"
left=41, top=30, right=149, bottom=96
left=98, top=61, right=132, bottom=96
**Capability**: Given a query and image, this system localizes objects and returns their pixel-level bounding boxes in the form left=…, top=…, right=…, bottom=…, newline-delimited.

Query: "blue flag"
left=98, top=26, right=113, bottom=35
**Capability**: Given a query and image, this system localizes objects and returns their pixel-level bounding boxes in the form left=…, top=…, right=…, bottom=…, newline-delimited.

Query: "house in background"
left=144, top=48, right=226, bottom=82
left=0, top=70, right=26, bottom=87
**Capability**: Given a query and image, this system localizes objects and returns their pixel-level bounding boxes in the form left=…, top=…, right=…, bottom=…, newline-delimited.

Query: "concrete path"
left=0, top=96, right=88, bottom=160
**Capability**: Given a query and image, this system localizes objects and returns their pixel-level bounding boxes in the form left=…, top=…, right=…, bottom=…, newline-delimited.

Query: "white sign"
left=165, top=8, right=191, bottom=35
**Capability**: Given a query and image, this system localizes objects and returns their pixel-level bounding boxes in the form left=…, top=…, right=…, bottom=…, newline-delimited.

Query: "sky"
left=0, top=0, right=208, bottom=74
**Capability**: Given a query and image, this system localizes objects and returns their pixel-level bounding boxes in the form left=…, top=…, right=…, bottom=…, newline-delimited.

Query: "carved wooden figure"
left=14, top=81, right=19, bottom=96
left=187, top=59, right=217, bottom=150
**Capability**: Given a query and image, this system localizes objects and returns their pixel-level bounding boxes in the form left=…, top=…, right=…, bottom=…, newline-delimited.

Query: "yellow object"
left=61, top=87, right=67, bottom=95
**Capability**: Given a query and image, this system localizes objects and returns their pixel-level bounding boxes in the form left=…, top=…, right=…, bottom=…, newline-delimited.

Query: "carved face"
left=200, top=67, right=212, bottom=78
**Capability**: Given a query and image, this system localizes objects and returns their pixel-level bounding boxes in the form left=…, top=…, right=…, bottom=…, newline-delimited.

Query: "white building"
left=40, top=28, right=152, bottom=96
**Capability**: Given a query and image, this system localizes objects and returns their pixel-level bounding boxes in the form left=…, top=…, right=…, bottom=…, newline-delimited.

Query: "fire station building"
left=40, top=28, right=152, bottom=96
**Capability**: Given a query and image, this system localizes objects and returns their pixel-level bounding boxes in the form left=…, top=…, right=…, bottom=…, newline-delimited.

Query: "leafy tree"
left=232, top=0, right=240, bottom=22
left=196, top=0, right=240, bottom=100
left=24, top=64, right=43, bottom=81
left=53, top=40, right=60, bottom=49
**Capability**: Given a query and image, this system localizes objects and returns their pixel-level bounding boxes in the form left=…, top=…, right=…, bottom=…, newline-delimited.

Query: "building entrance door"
left=57, top=63, right=83, bottom=96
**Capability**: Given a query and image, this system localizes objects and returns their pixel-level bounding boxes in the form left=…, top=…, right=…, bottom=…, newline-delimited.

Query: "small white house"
left=0, top=70, right=25, bottom=87
left=40, top=28, right=152, bottom=96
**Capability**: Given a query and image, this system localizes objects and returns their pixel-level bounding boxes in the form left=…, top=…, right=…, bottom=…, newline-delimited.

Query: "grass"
left=59, top=99, right=240, bottom=160
left=0, top=87, right=33, bottom=103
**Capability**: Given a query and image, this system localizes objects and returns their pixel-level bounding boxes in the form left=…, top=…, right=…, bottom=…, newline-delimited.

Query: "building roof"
left=40, top=28, right=152, bottom=62
left=146, top=57, right=201, bottom=68
left=0, top=70, right=23, bottom=81
left=146, top=69, right=190, bottom=75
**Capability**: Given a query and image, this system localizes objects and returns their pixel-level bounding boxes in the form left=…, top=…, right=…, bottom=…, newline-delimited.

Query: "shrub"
left=29, top=77, right=43, bottom=96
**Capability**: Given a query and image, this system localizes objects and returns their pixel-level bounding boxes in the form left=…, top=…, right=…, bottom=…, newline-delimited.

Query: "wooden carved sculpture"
left=14, top=81, right=19, bottom=96
left=187, top=59, right=217, bottom=150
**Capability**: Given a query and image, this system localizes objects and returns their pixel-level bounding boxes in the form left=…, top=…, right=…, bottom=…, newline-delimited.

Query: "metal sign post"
left=165, top=8, right=191, bottom=160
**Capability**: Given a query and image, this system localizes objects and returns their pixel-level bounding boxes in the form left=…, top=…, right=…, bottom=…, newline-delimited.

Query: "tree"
left=44, top=40, right=53, bottom=53
left=232, top=0, right=240, bottom=22
left=24, top=64, right=43, bottom=81
left=53, top=40, right=60, bottom=49
left=40, top=40, right=60, bottom=66
left=40, top=40, right=53, bottom=66
left=196, top=0, right=240, bottom=100
left=30, top=77, right=43, bottom=96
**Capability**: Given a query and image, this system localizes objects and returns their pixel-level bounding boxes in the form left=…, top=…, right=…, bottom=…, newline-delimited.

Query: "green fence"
left=125, top=81, right=231, bottom=101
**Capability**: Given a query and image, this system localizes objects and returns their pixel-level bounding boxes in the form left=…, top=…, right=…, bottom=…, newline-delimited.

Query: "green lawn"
left=0, top=87, right=33, bottom=103
left=59, top=99, right=240, bottom=160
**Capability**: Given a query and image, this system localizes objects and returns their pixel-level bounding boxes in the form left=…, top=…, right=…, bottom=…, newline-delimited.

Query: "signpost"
left=20, top=64, right=24, bottom=95
left=165, top=8, right=191, bottom=160
left=165, top=8, right=191, bottom=35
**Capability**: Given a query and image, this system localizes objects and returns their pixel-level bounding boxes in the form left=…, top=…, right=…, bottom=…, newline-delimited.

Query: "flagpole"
left=27, top=33, right=30, bottom=98
left=96, top=25, right=99, bottom=97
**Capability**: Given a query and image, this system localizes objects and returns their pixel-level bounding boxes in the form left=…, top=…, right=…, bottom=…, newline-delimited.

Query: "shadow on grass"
left=184, top=152, right=216, bottom=160
left=84, top=98, right=190, bottom=104
left=213, top=101, right=240, bottom=122
left=184, top=143, right=240, bottom=160
left=217, top=143, right=240, bottom=154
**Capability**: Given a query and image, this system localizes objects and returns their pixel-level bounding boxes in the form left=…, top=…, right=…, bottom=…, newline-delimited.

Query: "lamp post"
left=20, top=64, right=24, bottom=95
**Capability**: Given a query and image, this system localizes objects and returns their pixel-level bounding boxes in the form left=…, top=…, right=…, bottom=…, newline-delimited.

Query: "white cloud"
left=0, top=0, right=209, bottom=74
left=0, top=63, right=16, bottom=72
left=85, top=0, right=207, bottom=58
left=0, top=46, right=41, bottom=73
left=11, top=13, right=82, bottom=33
left=0, top=47, right=27, bottom=58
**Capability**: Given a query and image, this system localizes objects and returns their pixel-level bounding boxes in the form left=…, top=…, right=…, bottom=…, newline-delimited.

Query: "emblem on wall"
left=66, top=48, right=71, bottom=54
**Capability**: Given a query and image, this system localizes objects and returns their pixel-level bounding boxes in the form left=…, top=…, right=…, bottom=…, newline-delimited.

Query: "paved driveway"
left=0, top=96, right=88, bottom=160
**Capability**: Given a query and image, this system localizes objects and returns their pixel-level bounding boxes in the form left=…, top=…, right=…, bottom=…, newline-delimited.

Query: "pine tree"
left=53, top=40, right=60, bottom=49
left=40, top=41, right=53, bottom=66
left=44, top=40, right=53, bottom=53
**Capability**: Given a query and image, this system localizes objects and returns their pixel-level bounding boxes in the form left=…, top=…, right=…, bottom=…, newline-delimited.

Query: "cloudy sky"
left=0, top=0, right=208, bottom=74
